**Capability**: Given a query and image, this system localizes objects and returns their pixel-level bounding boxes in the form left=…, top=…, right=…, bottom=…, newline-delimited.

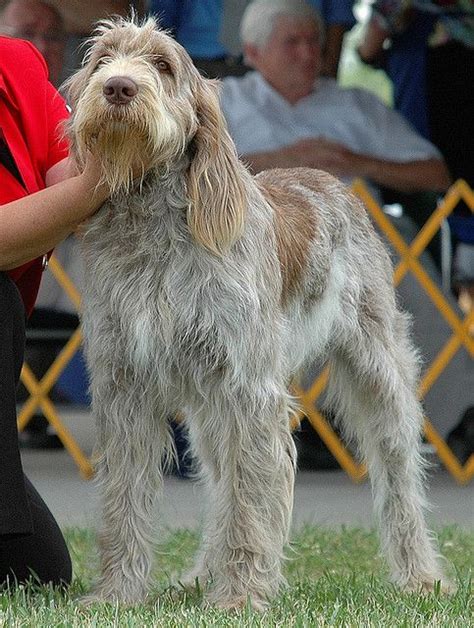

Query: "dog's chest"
left=82, top=209, right=251, bottom=377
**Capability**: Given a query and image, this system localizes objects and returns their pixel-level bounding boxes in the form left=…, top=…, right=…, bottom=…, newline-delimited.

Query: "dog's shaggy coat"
left=65, top=17, right=448, bottom=609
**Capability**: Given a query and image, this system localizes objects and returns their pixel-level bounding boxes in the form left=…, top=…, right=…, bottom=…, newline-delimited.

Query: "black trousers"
left=0, top=272, right=71, bottom=586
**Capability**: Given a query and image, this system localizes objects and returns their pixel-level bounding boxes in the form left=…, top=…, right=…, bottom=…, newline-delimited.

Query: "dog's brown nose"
left=103, top=76, right=138, bottom=105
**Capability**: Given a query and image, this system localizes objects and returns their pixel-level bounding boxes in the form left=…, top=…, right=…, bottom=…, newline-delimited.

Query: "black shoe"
left=18, top=414, right=64, bottom=450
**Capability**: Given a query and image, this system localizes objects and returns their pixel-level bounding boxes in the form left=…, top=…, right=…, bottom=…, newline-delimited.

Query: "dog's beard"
left=73, top=99, right=189, bottom=195
left=92, top=120, right=150, bottom=195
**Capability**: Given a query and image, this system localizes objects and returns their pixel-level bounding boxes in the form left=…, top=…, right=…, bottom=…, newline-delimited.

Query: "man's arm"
left=242, top=137, right=451, bottom=193
left=357, top=17, right=389, bottom=66
left=356, top=155, right=451, bottom=194
left=322, top=24, right=347, bottom=78
left=242, top=145, right=306, bottom=173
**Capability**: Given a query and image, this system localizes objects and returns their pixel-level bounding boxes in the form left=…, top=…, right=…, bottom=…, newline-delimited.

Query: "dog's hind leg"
left=86, top=378, right=174, bottom=604
left=327, top=308, right=451, bottom=592
left=187, top=383, right=296, bottom=610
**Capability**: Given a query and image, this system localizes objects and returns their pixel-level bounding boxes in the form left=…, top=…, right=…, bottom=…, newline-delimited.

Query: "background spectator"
left=221, top=0, right=450, bottom=195
left=0, top=1, right=148, bottom=83
left=358, top=0, right=473, bottom=315
left=0, top=0, right=65, bottom=86
left=150, top=0, right=355, bottom=77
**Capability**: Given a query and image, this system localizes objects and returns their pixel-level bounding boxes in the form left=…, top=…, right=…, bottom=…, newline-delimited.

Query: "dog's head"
left=65, top=16, right=246, bottom=255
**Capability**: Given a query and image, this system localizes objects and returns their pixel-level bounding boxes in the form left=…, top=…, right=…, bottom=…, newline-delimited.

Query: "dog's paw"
left=179, top=568, right=211, bottom=591
left=206, top=592, right=269, bottom=612
left=216, top=596, right=268, bottom=612
left=77, top=593, right=111, bottom=608
left=403, top=577, right=456, bottom=595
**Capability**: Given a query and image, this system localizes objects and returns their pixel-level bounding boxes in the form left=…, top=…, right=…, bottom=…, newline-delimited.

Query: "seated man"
left=221, top=0, right=472, bottom=463
left=220, top=0, right=451, bottom=197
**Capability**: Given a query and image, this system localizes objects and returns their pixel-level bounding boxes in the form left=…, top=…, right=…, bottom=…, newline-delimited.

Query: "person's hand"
left=80, top=151, right=106, bottom=184
left=284, top=137, right=370, bottom=178
left=45, top=153, right=110, bottom=206
left=45, top=156, right=79, bottom=187
left=46, top=152, right=104, bottom=188
left=77, top=151, right=113, bottom=205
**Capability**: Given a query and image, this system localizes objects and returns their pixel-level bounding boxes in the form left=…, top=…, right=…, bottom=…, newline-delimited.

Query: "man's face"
left=247, top=16, right=322, bottom=102
left=1, top=2, right=65, bottom=85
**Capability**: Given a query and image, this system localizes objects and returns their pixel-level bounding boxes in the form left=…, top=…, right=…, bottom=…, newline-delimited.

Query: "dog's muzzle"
left=103, top=76, right=139, bottom=105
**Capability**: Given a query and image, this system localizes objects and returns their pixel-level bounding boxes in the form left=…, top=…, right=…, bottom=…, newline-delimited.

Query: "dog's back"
left=256, top=167, right=395, bottom=372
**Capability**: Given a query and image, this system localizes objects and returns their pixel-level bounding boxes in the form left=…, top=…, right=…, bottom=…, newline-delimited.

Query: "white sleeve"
left=357, top=90, right=442, bottom=162
left=220, top=76, right=269, bottom=156
left=220, top=78, right=242, bottom=141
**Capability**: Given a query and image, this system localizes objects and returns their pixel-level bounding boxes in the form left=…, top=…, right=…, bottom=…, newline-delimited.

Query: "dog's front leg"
left=189, top=384, right=296, bottom=611
left=86, top=382, right=173, bottom=605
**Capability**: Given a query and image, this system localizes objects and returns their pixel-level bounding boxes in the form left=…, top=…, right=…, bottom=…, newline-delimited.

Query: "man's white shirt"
left=220, top=72, right=441, bottom=180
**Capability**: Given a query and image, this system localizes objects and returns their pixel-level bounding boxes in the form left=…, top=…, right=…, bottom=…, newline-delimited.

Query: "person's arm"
left=242, top=144, right=308, bottom=173
left=357, top=17, right=389, bottom=66
left=357, top=0, right=413, bottom=66
left=0, top=154, right=109, bottom=270
left=242, top=138, right=370, bottom=176
left=322, top=24, right=348, bottom=78
left=318, top=0, right=356, bottom=76
left=344, top=152, right=451, bottom=193
left=242, top=137, right=451, bottom=193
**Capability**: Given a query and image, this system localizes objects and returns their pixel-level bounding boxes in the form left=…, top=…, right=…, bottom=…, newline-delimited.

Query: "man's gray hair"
left=240, top=0, right=324, bottom=48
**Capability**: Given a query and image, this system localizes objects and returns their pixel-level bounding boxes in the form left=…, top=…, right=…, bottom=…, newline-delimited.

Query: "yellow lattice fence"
left=293, top=179, right=474, bottom=485
left=18, top=180, right=473, bottom=483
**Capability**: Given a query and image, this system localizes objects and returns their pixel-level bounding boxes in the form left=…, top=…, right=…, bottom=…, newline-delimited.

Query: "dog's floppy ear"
left=187, top=76, right=246, bottom=256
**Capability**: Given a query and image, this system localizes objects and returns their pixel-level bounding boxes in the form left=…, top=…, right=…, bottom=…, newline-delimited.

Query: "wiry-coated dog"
left=65, top=17, right=449, bottom=609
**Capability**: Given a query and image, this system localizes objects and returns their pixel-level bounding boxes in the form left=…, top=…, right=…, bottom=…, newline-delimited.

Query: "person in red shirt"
left=0, top=36, right=109, bottom=586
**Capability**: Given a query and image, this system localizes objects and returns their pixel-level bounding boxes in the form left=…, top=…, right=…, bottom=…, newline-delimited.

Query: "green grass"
left=0, top=526, right=472, bottom=627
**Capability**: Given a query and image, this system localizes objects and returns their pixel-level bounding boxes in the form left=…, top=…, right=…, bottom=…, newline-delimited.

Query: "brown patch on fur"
left=257, top=168, right=325, bottom=305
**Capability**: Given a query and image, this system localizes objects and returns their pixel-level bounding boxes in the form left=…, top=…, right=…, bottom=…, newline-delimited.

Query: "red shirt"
left=0, top=36, right=69, bottom=315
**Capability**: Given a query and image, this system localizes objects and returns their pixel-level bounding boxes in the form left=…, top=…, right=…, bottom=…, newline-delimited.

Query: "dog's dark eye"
left=154, top=59, right=172, bottom=74
left=96, top=55, right=111, bottom=68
